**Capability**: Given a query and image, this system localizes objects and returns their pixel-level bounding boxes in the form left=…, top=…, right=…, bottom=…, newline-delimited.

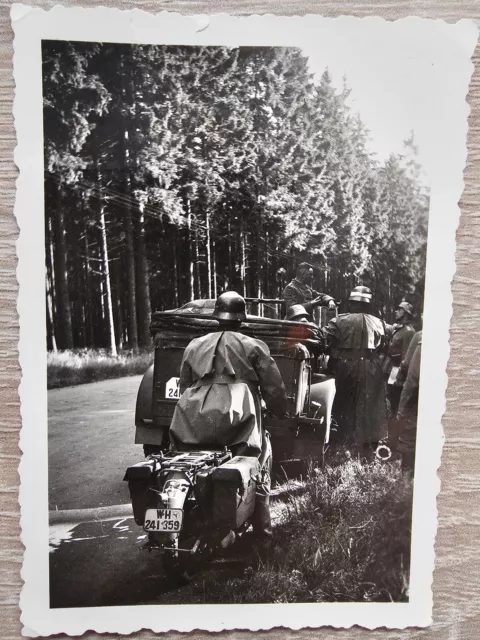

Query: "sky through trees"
left=43, top=41, right=429, bottom=352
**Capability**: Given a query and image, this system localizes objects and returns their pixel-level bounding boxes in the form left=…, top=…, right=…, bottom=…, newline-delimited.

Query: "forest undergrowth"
left=47, top=349, right=153, bottom=389
left=197, top=458, right=413, bottom=604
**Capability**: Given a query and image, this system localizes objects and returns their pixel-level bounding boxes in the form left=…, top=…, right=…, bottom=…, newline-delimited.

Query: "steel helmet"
left=349, top=286, right=372, bottom=304
left=286, top=304, right=310, bottom=322
left=397, top=301, right=414, bottom=317
left=212, top=291, right=246, bottom=322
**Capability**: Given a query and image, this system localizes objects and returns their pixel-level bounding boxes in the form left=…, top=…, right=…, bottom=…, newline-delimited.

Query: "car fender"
left=310, top=374, right=336, bottom=434
left=135, top=364, right=154, bottom=428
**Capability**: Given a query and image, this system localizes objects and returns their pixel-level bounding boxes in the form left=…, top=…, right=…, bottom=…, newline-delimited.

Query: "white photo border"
left=12, top=4, right=478, bottom=635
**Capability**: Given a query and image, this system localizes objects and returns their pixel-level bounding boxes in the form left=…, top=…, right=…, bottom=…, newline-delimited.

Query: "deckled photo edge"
left=11, top=4, right=478, bottom=635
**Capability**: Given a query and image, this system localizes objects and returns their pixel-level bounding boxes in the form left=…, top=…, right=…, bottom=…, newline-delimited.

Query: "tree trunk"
left=46, top=215, right=57, bottom=352
left=75, top=247, right=86, bottom=348
left=240, top=218, right=247, bottom=297
left=206, top=209, right=212, bottom=298
left=194, top=222, right=201, bottom=298
left=256, top=213, right=263, bottom=316
left=46, top=274, right=57, bottom=352
left=124, top=203, right=139, bottom=352
left=100, top=208, right=117, bottom=356
left=83, top=231, right=95, bottom=349
left=173, top=227, right=179, bottom=308
left=212, top=235, right=217, bottom=297
left=135, top=209, right=152, bottom=348
left=119, top=51, right=140, bottom=352
left=187, top=200, right=194, bottom=301
left=113, top=257, right=124, bottom=351
left=227, top=215, right=233, bottom=290
left=52, top=188, right=73, bottom=349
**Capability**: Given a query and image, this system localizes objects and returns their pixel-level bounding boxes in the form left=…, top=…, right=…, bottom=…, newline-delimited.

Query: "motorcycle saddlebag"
left=211, top=456, right=260, bottom=529
left=124, top=459, right=158, bottom=526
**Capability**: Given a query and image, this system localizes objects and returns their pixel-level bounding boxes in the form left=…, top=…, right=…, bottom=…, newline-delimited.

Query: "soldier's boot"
left=252, top=494, right=273, bottom=539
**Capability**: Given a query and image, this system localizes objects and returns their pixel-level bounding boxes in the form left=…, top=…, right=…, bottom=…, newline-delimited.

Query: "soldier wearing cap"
left=322, top=286, right=388, bottom=456
left=170, top=291, right=287, bottom=538
left=283, top=262, right=336, bottom=315
left=383, top=301, right=416, bottom=415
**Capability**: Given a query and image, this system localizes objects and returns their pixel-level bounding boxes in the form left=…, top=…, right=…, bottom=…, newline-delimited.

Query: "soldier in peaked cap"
left=170, top=291, right=287, bottom=538
left=322, top=286, right=388, bottom=455
left=283, top=262, right=336, bottom=316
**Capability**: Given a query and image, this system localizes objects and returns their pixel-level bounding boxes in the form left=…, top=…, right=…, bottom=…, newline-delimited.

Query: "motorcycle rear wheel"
left=162, top=539, right=211, bottom=585
left=162, top=553, right=196, bottom=585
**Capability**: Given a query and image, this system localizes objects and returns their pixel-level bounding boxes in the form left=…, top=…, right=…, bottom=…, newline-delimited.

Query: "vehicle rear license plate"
left=165, top=377, right=180, bottom=399
left=144, top=508, right=183, bottom=532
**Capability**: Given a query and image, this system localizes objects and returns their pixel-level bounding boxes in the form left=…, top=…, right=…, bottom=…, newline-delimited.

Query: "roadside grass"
left=200, top=458, right=412, bottom=604
left=47, top=349, right=153, bottom=389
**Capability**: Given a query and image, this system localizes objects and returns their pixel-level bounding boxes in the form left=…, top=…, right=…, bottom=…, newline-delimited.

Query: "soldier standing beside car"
left=322, top=286, right=389, bottom=459
left=283, top=262, right=336, bottom=316
left=396, top=329, right=422, bottom=473
left=383, top=302, right=416, bottom=415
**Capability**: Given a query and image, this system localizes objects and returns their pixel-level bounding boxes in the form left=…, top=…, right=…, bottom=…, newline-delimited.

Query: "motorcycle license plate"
left=144, top=508, right=183, bottom=532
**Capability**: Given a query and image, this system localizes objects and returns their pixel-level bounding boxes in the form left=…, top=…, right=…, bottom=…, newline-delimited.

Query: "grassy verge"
left=200, top=459, right=413, bottom=604
left=47, top=349, right=153, bottom=389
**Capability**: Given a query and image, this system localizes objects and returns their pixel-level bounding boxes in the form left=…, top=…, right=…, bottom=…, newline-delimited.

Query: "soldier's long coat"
left=170, top=331, right=287, bottom=456
left=383, top=323, right=416, bottom=380
left=324, top=312, right=388, bottom=444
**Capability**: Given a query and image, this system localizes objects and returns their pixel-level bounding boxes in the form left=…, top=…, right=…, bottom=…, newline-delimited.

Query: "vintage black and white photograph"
left=13, top=6, right=477, bottom=635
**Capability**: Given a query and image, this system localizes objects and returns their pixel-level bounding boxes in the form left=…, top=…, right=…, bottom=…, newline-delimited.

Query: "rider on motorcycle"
left=169, top=291, right=288, bottom=538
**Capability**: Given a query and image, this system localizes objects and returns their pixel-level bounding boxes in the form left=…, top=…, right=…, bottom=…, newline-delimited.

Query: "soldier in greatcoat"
left=396, top=330, right=422, bottom=472
left=383, top=302, right=416, bottom=414
left=170, top=291, right=287, bottom=537
left=322, top=286, right=388, bottom=456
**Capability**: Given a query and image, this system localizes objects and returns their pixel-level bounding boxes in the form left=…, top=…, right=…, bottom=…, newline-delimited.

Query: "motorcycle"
left=124, top=448, right=261, bottom=581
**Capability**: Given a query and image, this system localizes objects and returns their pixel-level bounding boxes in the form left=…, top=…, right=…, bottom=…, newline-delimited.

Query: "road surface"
left=48, top=375, right=144, bottom=510
left=47, top=376, right=298, bottom=608
left=48, top=376, right=212, bottom=607
left=49, top=515, right=256, bottom=607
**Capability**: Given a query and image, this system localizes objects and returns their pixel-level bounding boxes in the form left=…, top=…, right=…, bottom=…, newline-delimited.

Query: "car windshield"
left=178, top=300, right=216, bottom=315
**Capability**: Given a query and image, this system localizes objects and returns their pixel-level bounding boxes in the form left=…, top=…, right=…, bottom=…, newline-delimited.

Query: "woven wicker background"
left=1, top=1, right=479, bottom=638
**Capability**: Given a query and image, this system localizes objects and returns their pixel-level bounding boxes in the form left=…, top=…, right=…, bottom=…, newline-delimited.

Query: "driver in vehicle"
left=283, top=262, right=336, bottom=316
left=169, top=291, right=288, bottom=538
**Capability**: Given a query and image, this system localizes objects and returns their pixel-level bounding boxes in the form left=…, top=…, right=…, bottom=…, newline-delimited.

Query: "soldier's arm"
left=251, top=340, right=288, bottom=418
left=401, top=330, right=415, bottom=359
left=396, top=332, right=420, bottom=385
left=302, top=300, right=315, bottom=315
left=313, top=292, right=335, bottom=308
left=397, top=346, right=421, bottom=417
left=322, top=318, right=339, bottom=352
left=178, top=346, right=194, bottom=394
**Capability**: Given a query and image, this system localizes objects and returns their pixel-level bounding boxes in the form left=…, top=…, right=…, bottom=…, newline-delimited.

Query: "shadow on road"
left=49, top=517, right=252, bottom=607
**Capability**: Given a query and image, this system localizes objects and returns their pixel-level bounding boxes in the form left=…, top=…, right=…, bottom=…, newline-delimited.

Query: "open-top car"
left=134, top=299, right=336, bottom=472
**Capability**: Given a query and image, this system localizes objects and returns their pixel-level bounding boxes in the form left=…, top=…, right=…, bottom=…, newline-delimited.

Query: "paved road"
left=47, top=376, right=295, bottom=607
left=47, top=375, right=206, bottom=607
left=49, top=516, right=252, bottom=607
left=48, top=376, right=144, bottom=510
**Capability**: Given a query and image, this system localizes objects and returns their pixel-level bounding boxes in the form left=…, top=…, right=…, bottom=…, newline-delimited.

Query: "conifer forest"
left=43, top=41, right=429, bottom=353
